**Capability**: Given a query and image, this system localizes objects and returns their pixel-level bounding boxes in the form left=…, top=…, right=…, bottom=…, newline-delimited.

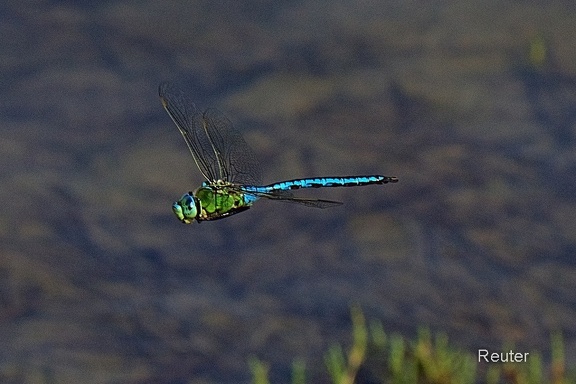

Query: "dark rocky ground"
left=1, top=0, right=576, bottom=382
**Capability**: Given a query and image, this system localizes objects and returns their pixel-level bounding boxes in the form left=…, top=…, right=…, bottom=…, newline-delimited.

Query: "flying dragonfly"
left=159, top=82, right=398, bottom=224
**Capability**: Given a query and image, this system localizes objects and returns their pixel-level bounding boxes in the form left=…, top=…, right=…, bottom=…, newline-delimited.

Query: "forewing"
left=159, top=82, right=219, bottom=182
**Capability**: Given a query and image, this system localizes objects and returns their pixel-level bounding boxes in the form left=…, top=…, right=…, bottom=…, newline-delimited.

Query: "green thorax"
left=195, top=185, right=252, bottom=221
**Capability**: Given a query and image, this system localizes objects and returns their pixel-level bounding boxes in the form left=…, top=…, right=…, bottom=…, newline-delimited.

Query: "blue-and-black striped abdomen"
left=242, top=175, right=398, bottom=193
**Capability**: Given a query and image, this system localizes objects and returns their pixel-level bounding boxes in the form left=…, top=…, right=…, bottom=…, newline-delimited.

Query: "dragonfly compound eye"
left=172, top=193, right=198, bottom=224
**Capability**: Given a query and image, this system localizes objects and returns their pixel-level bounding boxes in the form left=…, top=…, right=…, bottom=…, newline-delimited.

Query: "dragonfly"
left=159, top=82, right=398, bottom=224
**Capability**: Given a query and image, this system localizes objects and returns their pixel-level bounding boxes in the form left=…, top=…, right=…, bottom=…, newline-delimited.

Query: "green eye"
left=172, top=194, right=197, bottom=224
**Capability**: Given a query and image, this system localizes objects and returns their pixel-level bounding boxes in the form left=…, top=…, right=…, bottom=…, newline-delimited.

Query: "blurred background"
left=2, top=0, right=576, bottom=382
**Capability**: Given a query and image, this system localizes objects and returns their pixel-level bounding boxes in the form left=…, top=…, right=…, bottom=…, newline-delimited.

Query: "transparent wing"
left=202, top=108, right=262, bottom=185
left=232, top=186, right=343, bottom=208
left=159, top=82, right=262, bottom=185
left=263, top=194, right=343, bottom=208
left=159, top=82, right=217, bottom=182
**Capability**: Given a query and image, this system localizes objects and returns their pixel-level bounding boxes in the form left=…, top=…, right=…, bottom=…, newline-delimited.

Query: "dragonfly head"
left=172, top=193, right=199, bottom=224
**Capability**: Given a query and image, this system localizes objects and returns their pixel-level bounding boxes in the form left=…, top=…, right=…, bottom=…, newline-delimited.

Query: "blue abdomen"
left=243, top=175, right=398, bottom=193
